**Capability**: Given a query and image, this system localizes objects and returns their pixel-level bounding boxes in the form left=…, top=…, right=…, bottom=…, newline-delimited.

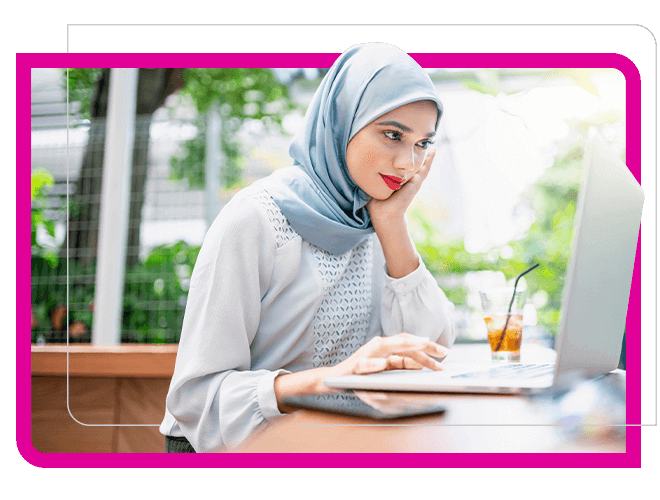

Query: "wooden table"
left=234, top=344, right=626, bottom=453
left=31, top=344, right=177, bottom=453
left=30, top=343, right=626, bottom=454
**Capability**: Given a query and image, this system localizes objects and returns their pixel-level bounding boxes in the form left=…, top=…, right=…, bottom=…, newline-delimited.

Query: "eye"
left=383, top=131, right=401, bottom=142
left=416, top=139, right=436, bottom=150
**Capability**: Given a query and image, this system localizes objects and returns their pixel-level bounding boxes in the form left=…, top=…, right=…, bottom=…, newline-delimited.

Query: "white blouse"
left=159, top=183, right=456, bottom=452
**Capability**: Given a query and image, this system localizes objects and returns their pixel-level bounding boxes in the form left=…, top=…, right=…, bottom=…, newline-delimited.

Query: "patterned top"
left=254, top=189, right=374, bottom=367
left=160, top=184, right=456, bottom=452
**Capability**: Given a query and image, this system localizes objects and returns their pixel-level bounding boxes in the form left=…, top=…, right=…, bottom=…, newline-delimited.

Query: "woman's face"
left=345, top=100, right=438, bottom=200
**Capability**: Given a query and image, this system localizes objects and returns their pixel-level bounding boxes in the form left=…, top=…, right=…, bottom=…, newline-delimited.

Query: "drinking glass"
left=479, top=288, right=526, bottom=362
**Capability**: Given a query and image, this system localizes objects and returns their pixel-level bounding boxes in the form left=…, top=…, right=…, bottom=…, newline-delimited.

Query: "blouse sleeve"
left=376, top=236, right=456, bottom=349
left=164, top=192, right=289, bottom=452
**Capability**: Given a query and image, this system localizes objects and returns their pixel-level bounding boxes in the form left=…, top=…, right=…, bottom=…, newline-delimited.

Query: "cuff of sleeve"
left=257, top=369, right=291, bottom=422
left=384, top=254, right=428, bottom=294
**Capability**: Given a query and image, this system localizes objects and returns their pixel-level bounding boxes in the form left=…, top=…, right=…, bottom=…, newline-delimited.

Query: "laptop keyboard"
left=452, top=363, right=555, bottom=379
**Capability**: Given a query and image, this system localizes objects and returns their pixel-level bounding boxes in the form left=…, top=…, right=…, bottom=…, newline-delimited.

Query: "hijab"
left=261, top=42, right=444, bottom=255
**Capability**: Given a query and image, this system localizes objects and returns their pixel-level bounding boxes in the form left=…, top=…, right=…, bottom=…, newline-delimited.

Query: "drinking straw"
left=493, top=263, right=540, bottom=352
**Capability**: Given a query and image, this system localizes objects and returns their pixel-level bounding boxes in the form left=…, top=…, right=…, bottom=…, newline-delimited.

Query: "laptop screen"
left=552, top=130, right=642, bottom=377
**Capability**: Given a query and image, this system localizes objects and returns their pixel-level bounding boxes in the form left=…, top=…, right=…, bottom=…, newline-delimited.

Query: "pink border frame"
left=17, top=52, right=642, bottom=467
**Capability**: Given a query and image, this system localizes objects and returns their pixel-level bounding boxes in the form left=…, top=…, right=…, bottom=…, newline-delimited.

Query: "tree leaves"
left=63, top=68, right=102, bottom=120
left=180, top=68, right=294, bottom=118
left=167, top=68, right=296, bottom=189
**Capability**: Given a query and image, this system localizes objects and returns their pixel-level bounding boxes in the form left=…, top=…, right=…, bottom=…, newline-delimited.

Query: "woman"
left=160, top=43, right=456, bottom=453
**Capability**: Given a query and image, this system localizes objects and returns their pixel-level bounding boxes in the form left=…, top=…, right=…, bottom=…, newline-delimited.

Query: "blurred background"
left=30, top=65, right=626, bottom=348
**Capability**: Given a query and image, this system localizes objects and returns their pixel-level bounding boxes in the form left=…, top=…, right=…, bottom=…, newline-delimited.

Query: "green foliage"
left=31, top=168, right=53, bottom=200
left=461, top=79, right=499, bottom=97
left=169, top=68, right=296, bottom=189
left=180, top=68, right=292, bottom=117
left=169, top=114, right=245, bottom=188
left=411, top=143, right=584, bottom=338
left=31, top=213, right=201, bottom=343
left=64, top=68, right=102, bottom=120
left=63, top=67, right=296, bottom=190
left=169, top=119, right=206, bottom=188
left=31, top=257, right=94, bottom=342
left=47, top=67, right=298, bottom=342
left=31, top=169, right=59, bottom=268
left=122, top=241, right=200, bottom=343
left=31, top=240, right=202, bottom=344
left=461, top=69, right=504, bottom=96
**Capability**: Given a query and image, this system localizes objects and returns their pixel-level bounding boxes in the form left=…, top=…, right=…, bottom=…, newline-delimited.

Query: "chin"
left=369, top=191, right=393, bottom=201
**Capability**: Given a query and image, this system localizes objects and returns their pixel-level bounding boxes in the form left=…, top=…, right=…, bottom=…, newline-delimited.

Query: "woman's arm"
left=273, top=366, right=334, bottom=413
left=273, top=148, right=450, bottom=412
left=366, top=148, right=435, bottom=278
left=367, top=146, right=456, bottom=347
left=165, top=191, right=283, bottom=451
left=273, top=333, right=448, bottom=413
left=369, top=214, right=418, bottom=278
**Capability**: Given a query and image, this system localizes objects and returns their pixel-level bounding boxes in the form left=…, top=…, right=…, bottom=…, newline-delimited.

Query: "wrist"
left=312, top=366, right=336, bottom=394
left=274, top=367, right=335, bottom=410
left=371, top=213, right=406, bottom=231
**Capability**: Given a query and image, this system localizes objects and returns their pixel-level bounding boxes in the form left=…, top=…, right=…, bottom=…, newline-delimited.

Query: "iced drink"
left=484, top=313, right=523, bottom=361
left=480, top=288, right=525, bottom=362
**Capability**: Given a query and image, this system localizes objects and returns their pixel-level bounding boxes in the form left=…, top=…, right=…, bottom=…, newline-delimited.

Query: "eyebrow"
left=375, top=120, right=436, bottom=138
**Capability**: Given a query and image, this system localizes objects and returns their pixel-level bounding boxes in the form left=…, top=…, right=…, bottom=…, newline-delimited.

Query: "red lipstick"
left=380, top=174, right=404, bottom=191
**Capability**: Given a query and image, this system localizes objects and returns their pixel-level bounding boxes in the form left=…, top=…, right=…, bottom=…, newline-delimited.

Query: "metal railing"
left=31, top=70, right=212, bottom=344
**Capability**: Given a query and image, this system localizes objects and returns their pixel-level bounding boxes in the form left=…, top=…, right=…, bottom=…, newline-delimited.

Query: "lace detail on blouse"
left=252, top=185, right=374, bottom=367
left=252, top=188, right=298, bottom=248
left=311, top=238, right=373, bottom=367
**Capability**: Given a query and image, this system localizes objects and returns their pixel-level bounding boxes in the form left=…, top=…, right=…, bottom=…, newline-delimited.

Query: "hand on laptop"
left=329, top=333, right=448, bottom=376
left=274, top=333, right=448, bottom=412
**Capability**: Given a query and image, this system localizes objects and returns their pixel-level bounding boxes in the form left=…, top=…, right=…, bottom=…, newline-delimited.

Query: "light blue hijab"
left=261, top=43, right=443, bottom=255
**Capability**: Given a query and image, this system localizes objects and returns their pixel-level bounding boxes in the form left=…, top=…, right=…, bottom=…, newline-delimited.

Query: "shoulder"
left=191, top=186, right=281, bottom=284
left=205, top=184, right=298, bottom=250
left=235, top=184, right=299, bottom=248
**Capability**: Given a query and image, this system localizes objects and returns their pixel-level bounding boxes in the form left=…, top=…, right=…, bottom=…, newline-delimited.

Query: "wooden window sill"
left=31, top=344, right=178, bottom=378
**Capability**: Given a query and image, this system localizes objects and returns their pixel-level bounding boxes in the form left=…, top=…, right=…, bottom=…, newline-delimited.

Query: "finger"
left=353, top=353, right=426, bottom=375
left=411, top=335, right=449, bottom=359
left=402, top=350, right=444, bottom=371
left=417, top=147, right=436, bottom=181
left=396, top=356, right=424, bottom=370
left=375, top=334, right=449, bottom=359
left=353, top=357, right=390, bottom=375
left=379, top=355, right=422, bottom=371
left=386, top=355, right=405, bottom=370
left=425, top=146, right=437, bottom=165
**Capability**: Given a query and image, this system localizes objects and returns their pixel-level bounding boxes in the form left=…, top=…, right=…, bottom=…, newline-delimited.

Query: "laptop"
left=324, top=129, right=644, bottom=394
